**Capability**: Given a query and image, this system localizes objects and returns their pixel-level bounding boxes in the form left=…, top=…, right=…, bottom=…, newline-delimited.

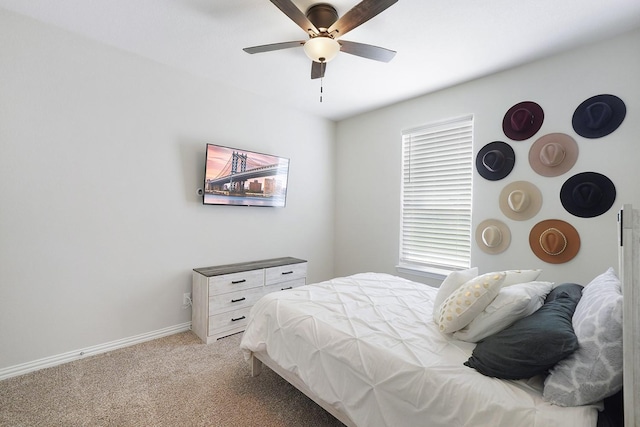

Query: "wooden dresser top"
left=194, top=257, right=306, bottom=277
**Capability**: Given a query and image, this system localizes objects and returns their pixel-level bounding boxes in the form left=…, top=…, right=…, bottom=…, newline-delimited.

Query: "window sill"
left=395, top=264, right=450, bottom=282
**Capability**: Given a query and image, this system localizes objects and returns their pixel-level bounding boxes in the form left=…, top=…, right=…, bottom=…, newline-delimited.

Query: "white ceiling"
left=2, top=0, right=640, bottom=121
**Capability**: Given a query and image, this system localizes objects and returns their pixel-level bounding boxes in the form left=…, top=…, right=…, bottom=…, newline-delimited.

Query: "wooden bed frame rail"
left=620, top=204, right=639, bottom=427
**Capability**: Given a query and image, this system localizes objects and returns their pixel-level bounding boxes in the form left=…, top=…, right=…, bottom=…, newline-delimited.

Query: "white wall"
left=335, top=29, right=640, bottom=287
left=2, top=8, right=639, bottom=374
left=0, top=10, right=335, bottom=369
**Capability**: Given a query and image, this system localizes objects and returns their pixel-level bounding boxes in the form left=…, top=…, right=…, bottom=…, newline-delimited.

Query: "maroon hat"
left=502, top=101, right=544, bottom=141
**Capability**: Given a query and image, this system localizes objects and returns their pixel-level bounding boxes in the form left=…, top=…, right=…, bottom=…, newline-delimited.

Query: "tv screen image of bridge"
left=205, top=149, right=288, bottom=198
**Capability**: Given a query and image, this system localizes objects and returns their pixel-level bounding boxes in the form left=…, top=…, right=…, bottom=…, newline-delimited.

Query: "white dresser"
left=191, top=257, right=307, bottom=343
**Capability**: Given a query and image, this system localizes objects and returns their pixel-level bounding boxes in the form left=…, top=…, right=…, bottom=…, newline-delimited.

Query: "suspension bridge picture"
left=203, top=144, right=290, bottom=207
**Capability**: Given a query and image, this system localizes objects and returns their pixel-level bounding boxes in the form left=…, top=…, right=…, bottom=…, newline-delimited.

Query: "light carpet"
left=0, top=331, right=345, bottom=426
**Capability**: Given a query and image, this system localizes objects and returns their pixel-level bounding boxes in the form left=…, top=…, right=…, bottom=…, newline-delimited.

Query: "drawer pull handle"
left=281, top=271, right=294, bottom=275
left=231, top=279, right=246, bottom=284
left=231, top=297, right=246, bottom=303
left=231, top=316, right=246, bottom=322
left=281, top=286, right=293, bottom=290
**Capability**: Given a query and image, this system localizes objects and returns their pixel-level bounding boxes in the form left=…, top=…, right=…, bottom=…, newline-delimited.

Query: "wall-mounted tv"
left=203, top=143, right=290, bottom=207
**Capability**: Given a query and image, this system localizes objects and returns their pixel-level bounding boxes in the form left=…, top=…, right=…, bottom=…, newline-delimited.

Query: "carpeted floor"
left=0, top=331, right=345, bottom=427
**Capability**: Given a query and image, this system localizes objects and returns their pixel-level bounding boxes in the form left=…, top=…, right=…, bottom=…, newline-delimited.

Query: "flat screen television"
left=203, top=143, right=290, bottom=207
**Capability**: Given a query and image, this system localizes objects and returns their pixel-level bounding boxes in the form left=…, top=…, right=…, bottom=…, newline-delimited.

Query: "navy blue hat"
left=572, top=94, right=626, bottom=139
left=560, top=172, right=616, bottom=218
left=476, top=141, right=515, bottom=181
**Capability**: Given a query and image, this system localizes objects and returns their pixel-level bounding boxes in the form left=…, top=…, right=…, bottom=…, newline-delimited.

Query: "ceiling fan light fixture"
left=303, top=37, right=340, bottom=63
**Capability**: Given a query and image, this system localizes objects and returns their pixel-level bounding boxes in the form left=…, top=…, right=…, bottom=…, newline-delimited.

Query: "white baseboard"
left=0, top=322, right=192, bottom=381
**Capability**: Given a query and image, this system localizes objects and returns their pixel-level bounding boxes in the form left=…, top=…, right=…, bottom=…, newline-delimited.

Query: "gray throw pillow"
left=464, top=283, right=582, bottom=380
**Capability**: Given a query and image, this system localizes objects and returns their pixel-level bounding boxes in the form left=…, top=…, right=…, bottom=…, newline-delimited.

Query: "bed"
left=240, top=204, right=639, bottom=427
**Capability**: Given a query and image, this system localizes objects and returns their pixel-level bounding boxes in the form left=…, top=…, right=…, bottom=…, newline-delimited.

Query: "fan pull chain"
left=320, top=76, right=324, bottom=103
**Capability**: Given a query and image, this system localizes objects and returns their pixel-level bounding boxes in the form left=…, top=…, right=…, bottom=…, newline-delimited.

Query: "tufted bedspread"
left=240, top=272, right=598, bottom=427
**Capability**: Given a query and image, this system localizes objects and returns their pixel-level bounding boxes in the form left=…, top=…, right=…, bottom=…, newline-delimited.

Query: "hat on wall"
left=499, top=181, right=542, bottom=221
left=476, top=141, right=515, bottom=181
left=502, top=101, right=545, bottom=141
left=528, top=133, right=579, bottom=177
left=529, top=219, right=580, bottom=264
left=476, top=219, right=511, bottom=254
left=572, top=94, right=626, bottom=139
left=560, top=172, right=616, bottom=218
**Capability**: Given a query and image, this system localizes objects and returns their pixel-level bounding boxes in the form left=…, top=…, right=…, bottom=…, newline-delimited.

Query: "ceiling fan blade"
left=339, top=40, right=396, bottom=62
left=243, top=40, right=305, bottom=54
left=270, top=0, right=319, bottom=34
left=311, top=61, right=326, bottom=79
left=328, top=0, right=398, bottom=37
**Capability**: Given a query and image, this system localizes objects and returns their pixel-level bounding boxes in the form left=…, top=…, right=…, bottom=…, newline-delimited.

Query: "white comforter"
left=240, top=273, right=598, bottom=427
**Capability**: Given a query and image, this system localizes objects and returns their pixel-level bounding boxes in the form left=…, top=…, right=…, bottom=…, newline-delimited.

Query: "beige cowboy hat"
left=528, top=133, right=579, bottom=177
left=476, top=219, right=511, bottom=255
left=529, top=219, right=580, bottom=264
left=499, top=181, right=542, bottom=221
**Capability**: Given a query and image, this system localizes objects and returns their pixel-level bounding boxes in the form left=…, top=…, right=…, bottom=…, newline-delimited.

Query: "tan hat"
left=529, top=133, right=578, bottom=177
left=476, top=219, right=511, bottom=254
left=499, top=181, right=542, bottom=221
left=529, top=219, right=580, bottom=264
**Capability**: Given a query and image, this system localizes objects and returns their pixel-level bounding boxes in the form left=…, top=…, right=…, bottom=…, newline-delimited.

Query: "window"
left=399, top=115, right=473, bottom=274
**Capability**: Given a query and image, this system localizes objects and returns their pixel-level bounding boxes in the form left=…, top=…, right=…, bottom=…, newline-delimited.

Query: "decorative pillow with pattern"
left=432, top=268, right=540, bottom=324
left=453, top=280, right=554, bottom=342
left=543, top=268, right=623, bottom=406
left=432, top=267, right=478, bottom=323
left=436, top=271, right=505, bottom=333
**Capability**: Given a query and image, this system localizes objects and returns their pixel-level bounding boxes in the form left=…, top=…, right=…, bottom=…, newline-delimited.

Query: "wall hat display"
left=560, top=171, right=616, bottom=218
left=529, top=219, right=580, bottom=264
left=572, top=94, right=626, bottom=138
left=528, top=133, right=579, bottom=177
left=476, top=219, right=511, bottom=254
left=476, top=141, right=515, bottom=181
left=499, top=181, right=542, bottom=221
left=502, top=101, right=545, bottom=141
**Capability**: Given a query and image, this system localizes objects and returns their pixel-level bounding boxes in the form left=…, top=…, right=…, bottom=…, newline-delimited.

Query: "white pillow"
left=502, top=269, right=543, bottom=286
left=543, top=268, right=623, bottom=406
left=453, top=281, right=554, bottom=342
left=432, top=267, right=478, bottom=323
left=436, top=271, right=506, bottom=333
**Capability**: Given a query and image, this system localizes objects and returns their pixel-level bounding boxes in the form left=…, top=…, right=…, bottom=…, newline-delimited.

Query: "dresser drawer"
left=208, top=306, right=252, bottom=335
left=208, top=269, right=263, bottom=295
left=265, top=262, right=307, bottom=286
left=193, top=257, right=307, bottom=343
left=209, top=286, right=264, bottom=315
left=264, top=277, right=306, bottom=295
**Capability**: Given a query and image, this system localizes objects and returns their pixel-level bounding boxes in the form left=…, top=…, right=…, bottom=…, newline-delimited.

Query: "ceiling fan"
left=243, top=0, right=398, bottom=79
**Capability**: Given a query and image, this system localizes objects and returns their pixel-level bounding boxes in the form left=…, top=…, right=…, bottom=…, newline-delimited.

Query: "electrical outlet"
left=183, top=292, right=191, bottom=307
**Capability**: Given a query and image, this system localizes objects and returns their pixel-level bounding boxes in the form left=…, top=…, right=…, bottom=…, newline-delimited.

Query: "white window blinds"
left=400, top=115, right=473, bottom=271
